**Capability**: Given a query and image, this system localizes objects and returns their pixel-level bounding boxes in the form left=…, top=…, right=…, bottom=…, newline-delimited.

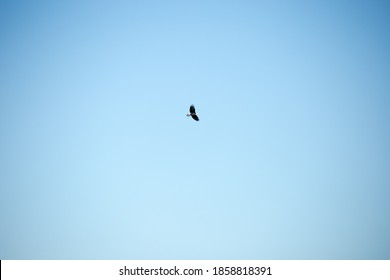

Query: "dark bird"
left=186, top=104, right=199, bottom=121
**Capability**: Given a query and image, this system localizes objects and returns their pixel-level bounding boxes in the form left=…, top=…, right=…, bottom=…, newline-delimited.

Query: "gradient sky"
left=1, top=0, right=389, bottom=259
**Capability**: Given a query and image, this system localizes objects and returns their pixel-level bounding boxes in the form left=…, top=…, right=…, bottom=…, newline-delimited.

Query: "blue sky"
left=1, top=0, right=389, bottom=259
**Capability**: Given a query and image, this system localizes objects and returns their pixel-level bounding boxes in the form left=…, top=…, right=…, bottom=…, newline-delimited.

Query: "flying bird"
left=186, top=104, right=199, bottom=121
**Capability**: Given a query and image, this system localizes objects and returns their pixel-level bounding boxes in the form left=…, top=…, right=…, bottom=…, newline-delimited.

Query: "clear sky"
left=1, top=0, right=389, bottom=259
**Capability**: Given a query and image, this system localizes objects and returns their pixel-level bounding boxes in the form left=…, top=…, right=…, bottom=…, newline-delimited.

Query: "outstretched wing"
left=192, top=114, right=199, bottom=121
left=189, top=105, right=196, bottom=114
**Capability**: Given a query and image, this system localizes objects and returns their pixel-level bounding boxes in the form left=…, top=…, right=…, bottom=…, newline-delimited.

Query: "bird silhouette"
left=186, top=104, right=199, bottom=121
